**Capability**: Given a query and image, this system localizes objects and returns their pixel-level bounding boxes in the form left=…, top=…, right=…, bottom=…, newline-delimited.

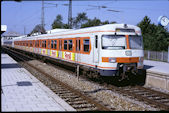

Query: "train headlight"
left=125, top=50, right=132, bottom=56
left=109, top=57, right=116, bottom=63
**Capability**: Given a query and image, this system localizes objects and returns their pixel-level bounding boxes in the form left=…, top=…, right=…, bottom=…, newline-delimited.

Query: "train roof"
left=14, top=24, right=141, bottom=41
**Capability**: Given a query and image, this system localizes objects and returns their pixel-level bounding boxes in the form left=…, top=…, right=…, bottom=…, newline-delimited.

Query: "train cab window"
left=83, top=39, right=90, bottom=52
left=54, top=40, right=57, bottom=49
left=68, top=40, right=72, bottom=51
left=64, top=40, right=67, bottom=50
left=102, top=35, right=126, bottom=50
left=51, top=40, right=53, bottom=49
left=129, top=35, right=143, bottom=49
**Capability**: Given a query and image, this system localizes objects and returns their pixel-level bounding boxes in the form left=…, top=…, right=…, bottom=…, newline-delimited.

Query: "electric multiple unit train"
left=3, top=24, right=144, bottom=78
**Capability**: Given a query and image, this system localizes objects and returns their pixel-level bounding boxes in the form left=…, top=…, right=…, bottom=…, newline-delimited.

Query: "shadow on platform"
left=143, top=65, right=154, bottom=70
left=1, top=63, right=21, bottom=69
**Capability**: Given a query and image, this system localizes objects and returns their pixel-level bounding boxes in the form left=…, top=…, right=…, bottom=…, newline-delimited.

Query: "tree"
left=52, top=14, right=64, bottom=29
left=30, top=24, right=46, bottom=35
left=51, top=12, right=116, bottom=29
left=81, top=18, right=116, bottom=28
left=81, top=17, right=101, bottom=28
left=72, top=12, right=88, bottom=28
left=137, top=16, right=169, bottom=51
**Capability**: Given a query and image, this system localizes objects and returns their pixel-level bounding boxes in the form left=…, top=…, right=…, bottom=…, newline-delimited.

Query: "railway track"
left=105, top=84, right=169, bottom=110
left=2, top=46, right=169, bottom=111
left=2, top=46, right=113, bottom=111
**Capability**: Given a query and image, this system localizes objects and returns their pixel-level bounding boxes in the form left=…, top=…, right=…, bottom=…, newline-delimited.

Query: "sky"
left=1, top=0, right=169, bottom=35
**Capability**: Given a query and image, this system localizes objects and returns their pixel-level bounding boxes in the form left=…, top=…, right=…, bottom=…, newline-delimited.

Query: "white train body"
left=5, top=24, right=144, bottom=76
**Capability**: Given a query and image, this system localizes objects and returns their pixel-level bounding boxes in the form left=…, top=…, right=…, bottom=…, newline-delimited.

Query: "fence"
left=144, top=50, right=168, bottom=62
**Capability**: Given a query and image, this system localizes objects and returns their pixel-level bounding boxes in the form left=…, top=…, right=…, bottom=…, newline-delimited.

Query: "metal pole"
left=68, top=0, right=72, bottom=28
left=148, top=50, right=150, bottom=60
left=24, top=26, right=26, bottom=35
left=77, top=65, right=79, bottom=80
left=41, top=0, right=45, bottom=32
left=168, top=46, right=169, bottom=62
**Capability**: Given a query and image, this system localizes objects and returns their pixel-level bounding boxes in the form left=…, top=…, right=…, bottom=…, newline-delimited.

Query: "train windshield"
left=129, top=35, right=143, bottom=49
left=102, top=35, right=126, bottom=50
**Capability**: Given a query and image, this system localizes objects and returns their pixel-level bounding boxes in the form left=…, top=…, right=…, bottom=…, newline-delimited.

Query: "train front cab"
left=98, top=32, right=144, bottom=77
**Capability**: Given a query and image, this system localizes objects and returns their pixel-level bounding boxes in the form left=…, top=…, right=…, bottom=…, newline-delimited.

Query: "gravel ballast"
left=26, top=60, right=159, bottom=111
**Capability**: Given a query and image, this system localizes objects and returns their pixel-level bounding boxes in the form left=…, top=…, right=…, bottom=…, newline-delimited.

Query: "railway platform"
left=143, top=60, right=169, bottom=91
left=1, top=52, right=76, bottom=111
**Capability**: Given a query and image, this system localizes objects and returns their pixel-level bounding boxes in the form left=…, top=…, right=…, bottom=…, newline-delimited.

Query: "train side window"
left=51, top=40, right=53, bottom=49
left=41, top=40, right=44, bottom=48
left=40, top=40, right=42, bottom=48
left=54, top=40, right=57, bottom=49
left=95, top=35, right=98, bottom=48
left=36, top=41, right=37, bottom=47
left=76, top=40, right=77, bottom=51
left=41, top=40, right=43, bottom=47
left=37, top=40, right=39, bottom=47
left=68, top=40, right=72, bottom=51
left=30, top=41, right=33, bottom=47
left=36, top=40, right=38, bottom=47
left=33, top=41, right=35, bottom=47
left=79, top=40, right=81, bottom=51
left=83, top=39, right=89, bottom=52
left=44, top=40, right=46, bottom=48
left=59, top=40, right=62, bottom=50
left=30, top=41, right=31, bottom=47
left=64, top=40, right=67, bottom=50
left=48, top=40, right=50, bottom=49
left=76, top=39, right=81, bottom=51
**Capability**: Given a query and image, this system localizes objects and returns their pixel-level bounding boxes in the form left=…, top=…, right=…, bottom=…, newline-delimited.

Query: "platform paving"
left=1, top=53, right=76, bottom=111
left=144, top=60, right=169, bottom=75
left=143, top=60, right=169, bottom=91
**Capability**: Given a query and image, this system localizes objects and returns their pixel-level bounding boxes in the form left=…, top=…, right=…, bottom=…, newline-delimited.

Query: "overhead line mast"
left=68, top=0, right=72, bottom=29
left=41, top=0, right=45, bottom=32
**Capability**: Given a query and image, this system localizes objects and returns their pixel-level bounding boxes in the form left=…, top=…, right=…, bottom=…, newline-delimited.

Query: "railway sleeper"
left=60, top=95, right=79, bottom=98
left=68, top=101, right=89, bottom=105
left=71, top=104, right=96, bottom=109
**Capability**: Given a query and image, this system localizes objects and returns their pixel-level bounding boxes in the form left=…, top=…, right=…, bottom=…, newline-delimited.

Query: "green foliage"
left=52, top=14, right=63, bottom=29
left=73, top=12, right=88, bottom=28
left=137, top=16, right=169, bottom=51
left=81, top=17, right=101, bottom=28
left=30, top=24, right=46, bottom=35
left=51, top=12, right=116, bottom=29
left=81, top=18, right=116, bottom=28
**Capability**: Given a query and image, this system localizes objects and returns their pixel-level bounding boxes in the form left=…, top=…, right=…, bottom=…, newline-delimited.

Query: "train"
left=2, top=24, right=144, bottom=80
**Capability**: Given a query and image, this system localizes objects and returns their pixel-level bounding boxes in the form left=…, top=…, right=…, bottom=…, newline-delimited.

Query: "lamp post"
left=158, top=16, right=169, bottom=62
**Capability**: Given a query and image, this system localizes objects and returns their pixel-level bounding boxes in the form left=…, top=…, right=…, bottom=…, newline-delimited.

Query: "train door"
left=58, top=39, right=62, bottom=58
left=76, top=38, right=81, bottom=63
left=47, top=39, right=50, bottom=56
left=93, top=35, right=99, bottom=64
